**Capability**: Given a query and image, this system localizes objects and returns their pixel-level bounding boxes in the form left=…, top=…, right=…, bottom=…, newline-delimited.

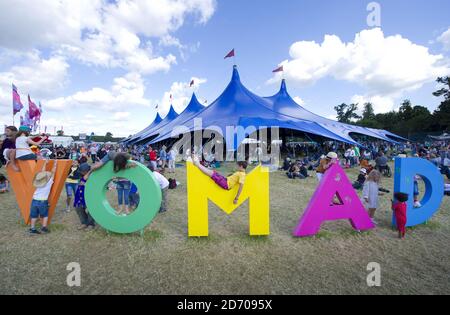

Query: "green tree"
left=399, top=100, right=414, bottom=121
left=358, top=102, right=379, bottom=128
left=105, top=132, right=113, bottom=141
left=432, top=77, right=450, bottom=131
left=334, top=103, right=361, bottom=124
left=362, top=102, right=375, bottom=120
left=56, top=130, right=64, bottom=136
left=432, top=77, right=450, bottom=100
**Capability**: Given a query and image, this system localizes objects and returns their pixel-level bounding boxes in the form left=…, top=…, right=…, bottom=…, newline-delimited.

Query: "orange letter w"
left=7, top=160, right=72, bottom=225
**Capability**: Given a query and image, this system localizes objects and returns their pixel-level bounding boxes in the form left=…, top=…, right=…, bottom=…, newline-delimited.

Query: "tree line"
left=334, top=77, right=450, bottom=139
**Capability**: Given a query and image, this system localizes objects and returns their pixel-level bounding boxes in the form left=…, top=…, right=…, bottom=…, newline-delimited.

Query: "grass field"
left=0, top=163, right=449, bottom=295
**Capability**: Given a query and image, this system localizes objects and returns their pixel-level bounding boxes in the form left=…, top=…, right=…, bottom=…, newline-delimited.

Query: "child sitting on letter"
left=192, top=155, right=247, bottom=205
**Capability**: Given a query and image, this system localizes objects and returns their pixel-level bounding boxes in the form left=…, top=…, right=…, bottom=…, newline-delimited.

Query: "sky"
left=0, top=0, right=449, bottom=137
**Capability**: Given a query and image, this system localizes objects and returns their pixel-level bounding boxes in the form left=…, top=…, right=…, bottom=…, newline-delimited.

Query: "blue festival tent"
left=131, top=105, right=179, bottom=144
left=125, top=112, right=164, bottom=144
left=131, top=66, right=405, bottom=149
left=264, top=80, right=405, bottom=143
left=145, top=66, right=358, bottom=149
left=149, top=93, right=207, bottom=144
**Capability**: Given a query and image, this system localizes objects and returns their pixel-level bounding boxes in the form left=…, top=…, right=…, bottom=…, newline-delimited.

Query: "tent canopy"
left=128, top=66, right=405, bottom=149
left=264, top=80, right=404, bottom=143
left=149, top=93, right=207, bottom=144
left=126, top=112, right=163, bottom=145
left=149, top=66, right=356, bottom=149
left=132, top=106, right=179, bottom=144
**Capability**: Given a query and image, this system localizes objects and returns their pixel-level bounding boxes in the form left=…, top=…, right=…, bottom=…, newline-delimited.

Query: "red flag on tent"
left=273, top=66, right=284, bottom=73
left=190, top=79, right=195, bottom=87
left=28, top=95, right=41, bottom=120
left=224, top=49, right=235, bottom=59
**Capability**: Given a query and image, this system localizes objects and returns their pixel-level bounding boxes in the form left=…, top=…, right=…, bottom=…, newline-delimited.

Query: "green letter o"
left=85, top=161, right=162, bottom=234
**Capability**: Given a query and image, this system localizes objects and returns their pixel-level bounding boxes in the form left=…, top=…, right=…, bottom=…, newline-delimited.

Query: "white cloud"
left=158, top=77, right=207, bottom=116
left=0, top=0, right=216, bottom=74
left=0, top=53, right=69, bottom=128
left=0, top=53, right=69, bottom=99
left=269, top=28, right=449, bottom=113
left=351, top=95, right=395, bottom=114
left=113, top=112, right=131, bottom=121
left=293, top=96, right=305, bottom=106
left=437, top=28, right=450, bottom=51
left=0, top=0, right=216, bottom=136
left=44, top=72, right=151, bottom=112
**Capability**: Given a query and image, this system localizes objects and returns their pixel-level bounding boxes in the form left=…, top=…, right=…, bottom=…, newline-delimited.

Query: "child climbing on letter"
left=29, top=159, right=57, bottom=235
left=192, top=155, right=247, bottom=205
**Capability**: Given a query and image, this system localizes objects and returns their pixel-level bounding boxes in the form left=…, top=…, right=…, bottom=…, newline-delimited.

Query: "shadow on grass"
left=408, top=220, right=441, bottom=231
left=292, top=229, right=372, bottom=241
left=88, top=228, right=163, bottom=242
left=18, top=221, right=66, bottom=232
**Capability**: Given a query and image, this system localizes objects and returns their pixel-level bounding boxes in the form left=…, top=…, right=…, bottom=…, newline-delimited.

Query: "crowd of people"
left=1, top=125, right=449, bottom=239
left=0, top=125, right=179, bottom=234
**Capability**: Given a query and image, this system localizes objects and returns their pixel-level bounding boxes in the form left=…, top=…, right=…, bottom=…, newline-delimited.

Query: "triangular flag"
left=224, top=49, right=235, bottom=59
left=272, top=66, right=284, bottom=73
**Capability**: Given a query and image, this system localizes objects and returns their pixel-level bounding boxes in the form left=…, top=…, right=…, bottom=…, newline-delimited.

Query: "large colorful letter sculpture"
left=7, top=160, right=72, bottom=224
left=394, top=158, right=444, bottom=227
left=187, top=162, right=270, bottom=237
left=293, top=163, right=375, bottom=237
left=85, top=161, right=162, bottom=234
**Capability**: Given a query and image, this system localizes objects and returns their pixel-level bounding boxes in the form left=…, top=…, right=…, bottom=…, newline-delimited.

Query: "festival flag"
left=272, top=65, right=284, bottom=73
left=190, top=79, right=195, bottom=87
left=12, top=84, right=24, bottom=115
left=28, top=95, right=41, bottom=120
left=224, top=49, right=235, bottom=59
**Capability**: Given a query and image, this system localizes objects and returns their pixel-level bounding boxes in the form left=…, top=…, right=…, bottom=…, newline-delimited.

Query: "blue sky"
left=0, top=0, right=449, bottom=137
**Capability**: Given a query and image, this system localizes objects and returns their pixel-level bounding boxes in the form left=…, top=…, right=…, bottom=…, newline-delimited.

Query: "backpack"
left=168, top=178, right=177, bottom=189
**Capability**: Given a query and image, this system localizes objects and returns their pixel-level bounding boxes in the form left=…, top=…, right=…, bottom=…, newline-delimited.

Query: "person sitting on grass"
left=149, top=164, right=170, bottom=213
left=353, top=168, right=367, bottom=190
left=74, top=163, right=96, bottom=231
left=0, top=174, right=9, bottom=193
left=29, top=159, right=57, bottom=235
left=392, top=192, right=409, bottom=239
left=192, top=155, right=247, bottom=205
left=316, top=152, right=338, bottom=182
left=298, top=162, right=310, bottom=178
left=282, top=157, right=292, bottom=171
left=287, top=163, right=301, bottom=179
left=445, top=179, right=450, bottom=196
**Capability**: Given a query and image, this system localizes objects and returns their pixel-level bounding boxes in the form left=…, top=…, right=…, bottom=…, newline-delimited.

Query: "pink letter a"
left=294, top=163, right=375, bottom=237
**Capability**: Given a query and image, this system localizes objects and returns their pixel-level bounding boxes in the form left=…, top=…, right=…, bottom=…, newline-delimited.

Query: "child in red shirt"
left=392, top=192, right=409, bottom=239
